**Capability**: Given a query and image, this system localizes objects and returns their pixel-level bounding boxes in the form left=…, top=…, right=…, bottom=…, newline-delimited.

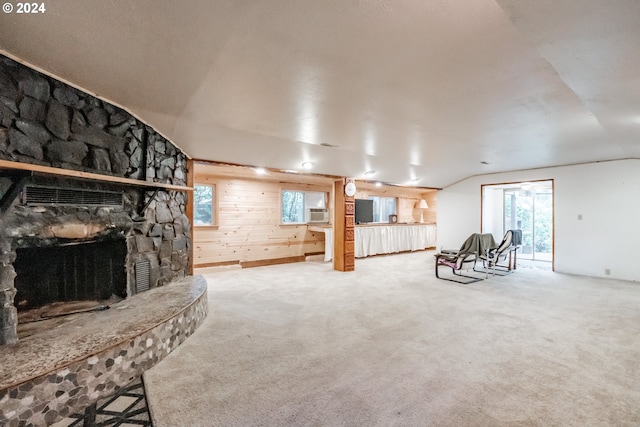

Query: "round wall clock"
left=345, top=181, right=357, bottom=197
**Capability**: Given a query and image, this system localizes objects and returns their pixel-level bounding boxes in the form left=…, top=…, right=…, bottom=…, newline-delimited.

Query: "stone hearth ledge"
left=0, top=275, right=207, bottom=426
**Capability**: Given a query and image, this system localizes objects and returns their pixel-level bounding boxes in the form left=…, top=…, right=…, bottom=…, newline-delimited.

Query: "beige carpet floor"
left=144, top=251, right=640, bottom=426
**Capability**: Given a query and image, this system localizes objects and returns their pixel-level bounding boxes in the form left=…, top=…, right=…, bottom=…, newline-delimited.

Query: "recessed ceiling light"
left=375, top=182, right=383, bottom=187
left=255, top=167, right=266, bottom=175
left=301, top=161, right=313, bottom=170
left=480, top=161, right=491, bottom=165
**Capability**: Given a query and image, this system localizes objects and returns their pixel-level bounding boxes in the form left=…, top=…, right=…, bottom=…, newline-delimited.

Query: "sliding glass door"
left=482, top=180, right=553, bottom=265
left=503, top=185, right=552, bottom=261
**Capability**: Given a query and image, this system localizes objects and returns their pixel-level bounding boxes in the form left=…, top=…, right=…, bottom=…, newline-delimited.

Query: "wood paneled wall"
left=353, top=182, right=437, bottom=224
left=193, top=162, right=438, bottom=268
left=193, top=163, right=334, bottom=268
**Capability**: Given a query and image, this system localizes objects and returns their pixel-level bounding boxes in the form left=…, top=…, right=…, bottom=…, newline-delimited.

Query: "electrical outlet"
left=605, top=269, right=611, bottom=276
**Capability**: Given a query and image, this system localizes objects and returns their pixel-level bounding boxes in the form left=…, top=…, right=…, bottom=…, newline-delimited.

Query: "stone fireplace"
left=14, top=238, right=127, bottom=311
left=0, top=55, right=192, bottom=345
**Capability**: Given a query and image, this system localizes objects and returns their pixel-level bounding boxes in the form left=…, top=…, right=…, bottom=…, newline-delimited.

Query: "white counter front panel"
left=355, top=224, right=436, bottom=258
left=309, top=224, right=436, bottom=261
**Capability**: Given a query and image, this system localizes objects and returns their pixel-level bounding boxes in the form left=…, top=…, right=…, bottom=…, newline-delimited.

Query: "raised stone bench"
left=0, top=275, right=207, bottom=426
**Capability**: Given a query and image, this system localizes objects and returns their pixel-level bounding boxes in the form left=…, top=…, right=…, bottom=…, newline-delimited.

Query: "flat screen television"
left=354, top=199, right=374, bottom=224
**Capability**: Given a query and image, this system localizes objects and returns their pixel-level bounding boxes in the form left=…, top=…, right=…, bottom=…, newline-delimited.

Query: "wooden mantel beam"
left=0, top=159, right=193, bottom=192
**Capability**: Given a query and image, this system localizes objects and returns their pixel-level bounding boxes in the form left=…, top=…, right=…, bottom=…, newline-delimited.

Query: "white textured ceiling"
left=1, top=0, right=639, bottom=188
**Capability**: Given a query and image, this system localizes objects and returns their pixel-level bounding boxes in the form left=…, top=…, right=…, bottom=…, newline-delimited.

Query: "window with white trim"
left=194, top=184, right=215, bottom=226
left=368, top=196, right=396, bottom=223
left=281, top=190, right=326, bottom=224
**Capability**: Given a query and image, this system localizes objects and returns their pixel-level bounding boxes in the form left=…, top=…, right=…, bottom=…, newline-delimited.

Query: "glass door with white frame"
left=482, top=181, right=553, bottom=265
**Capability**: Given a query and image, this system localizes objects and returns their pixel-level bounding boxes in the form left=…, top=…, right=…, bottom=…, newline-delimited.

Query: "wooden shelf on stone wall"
left=0, top=159, right=193, bottom=191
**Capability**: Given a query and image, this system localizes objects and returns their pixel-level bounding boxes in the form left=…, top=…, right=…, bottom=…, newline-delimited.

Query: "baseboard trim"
left=304, top=251, right=325, bottom=257
left=241, top=256, right=305, bottom=269
left=194, top=260, right=240, bottom=269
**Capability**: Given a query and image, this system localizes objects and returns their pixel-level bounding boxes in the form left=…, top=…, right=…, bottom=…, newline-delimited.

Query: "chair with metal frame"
left=475, top=230, right=516, bottom=277
left=434, top=233, right=495, bottom=284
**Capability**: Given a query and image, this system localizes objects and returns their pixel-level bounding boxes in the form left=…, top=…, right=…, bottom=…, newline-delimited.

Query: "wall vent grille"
left=24, top=185, right=123, bottom=207
left=134, top=259, right=151, bottom=294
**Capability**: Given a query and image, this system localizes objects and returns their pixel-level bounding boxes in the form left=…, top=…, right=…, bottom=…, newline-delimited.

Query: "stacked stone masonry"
left=0, top=55, right=187, bottom=184
left=0, top=54, right=191, bottom=345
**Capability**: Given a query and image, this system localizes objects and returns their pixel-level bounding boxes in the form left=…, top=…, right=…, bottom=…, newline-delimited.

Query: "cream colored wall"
left=438, top=159, right=640, bottom=281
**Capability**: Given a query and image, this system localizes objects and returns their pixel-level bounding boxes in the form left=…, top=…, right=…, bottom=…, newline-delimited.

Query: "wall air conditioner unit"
left=308, top=208, right=329, bottom=223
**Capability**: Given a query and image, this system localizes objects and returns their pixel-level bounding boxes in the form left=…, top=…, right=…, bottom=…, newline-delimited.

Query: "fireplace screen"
left=13, top=239, right=127, bottom=311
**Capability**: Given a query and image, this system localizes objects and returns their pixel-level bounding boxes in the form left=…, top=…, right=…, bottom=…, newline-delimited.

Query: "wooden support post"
left=333, top=179, right=355, bottom=272
left=186, top=159, right=195, bottom=275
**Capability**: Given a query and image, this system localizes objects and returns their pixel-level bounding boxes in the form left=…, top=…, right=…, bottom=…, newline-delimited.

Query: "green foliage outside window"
left=281, top=190, right=326, bottom=223
left=504, top=189, right=552, bottom=255
left=194, top=184, right=213, bottom=225
left=281, top=190, right=305, bottom=223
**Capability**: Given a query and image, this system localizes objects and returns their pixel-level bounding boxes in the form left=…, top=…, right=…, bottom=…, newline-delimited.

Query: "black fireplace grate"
left=23, top=185, right=123, bottom=207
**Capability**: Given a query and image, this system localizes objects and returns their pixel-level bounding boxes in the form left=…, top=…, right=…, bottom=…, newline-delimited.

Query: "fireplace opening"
left=13, top=239, right=127, bottom=313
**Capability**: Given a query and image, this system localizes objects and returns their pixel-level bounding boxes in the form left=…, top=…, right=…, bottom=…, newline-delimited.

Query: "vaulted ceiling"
left=1, top=0, right=639, bottom=188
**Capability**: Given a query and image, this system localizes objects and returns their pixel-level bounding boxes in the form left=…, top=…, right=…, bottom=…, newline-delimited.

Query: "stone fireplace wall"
left=0, top=55, right=191, bottom=345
